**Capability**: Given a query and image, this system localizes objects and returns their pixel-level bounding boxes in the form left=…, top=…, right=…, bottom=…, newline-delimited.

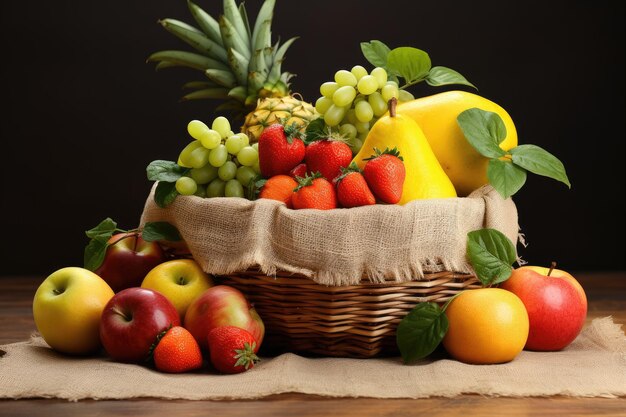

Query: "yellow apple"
left=32, top=267, right=115, bottom=355
left=141, top=259, right=213, bottom=320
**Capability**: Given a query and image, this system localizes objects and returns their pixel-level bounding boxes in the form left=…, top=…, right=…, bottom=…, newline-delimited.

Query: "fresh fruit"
left=500, top=263, right=587, bottom=351
left=259, top=175, right=298, bottom=208
left=352, top=98, right=457, bottom=204
left=99, top=288, right=180, bottom=363
left=153, top=326, right=203, bottom=373
left=305, top=139, right=353, bottom=181
left=95, top=233, right=165, bottom=293
left=335, top=166, right=376, bottom=208
left=292, top=173, right=338, bottom=210
left=442, top=288, right=529, bottom=364
left=289, top=163, right=308, bottom=179
left=258, top=123, right=306, bottom=177
left=184, top=285, right=265, bottom=352
left=396, top=91, right=517, bottom=196
left=207, top=326, right=260, bottom=374
left=141, top=259, right=214, bottom=320
left=149, top=0, right=316, bottom=141
left=361, top=148, right=406, bottom=204
left=32, top=267, right=115, bottom=355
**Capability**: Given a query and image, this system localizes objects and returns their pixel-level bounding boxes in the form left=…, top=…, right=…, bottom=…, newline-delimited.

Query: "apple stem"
left=548, top=261, right=557, bottom=277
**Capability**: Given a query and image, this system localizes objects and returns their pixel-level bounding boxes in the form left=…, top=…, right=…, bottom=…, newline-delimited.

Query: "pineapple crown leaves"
left=334, top=163, right=362, bottom=184
left=233, top=341, right=260, bottom=370
left=294, top=172, right=323, bottom=192
left=363, top=147, right=404, bottom=162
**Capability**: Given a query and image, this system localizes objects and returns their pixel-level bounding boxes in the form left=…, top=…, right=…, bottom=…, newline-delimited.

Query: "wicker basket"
left=218, top=268, right=481, bottom=358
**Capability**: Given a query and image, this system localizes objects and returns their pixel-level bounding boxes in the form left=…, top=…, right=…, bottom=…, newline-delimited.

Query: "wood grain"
left=1, top=272, right=624, bottom=416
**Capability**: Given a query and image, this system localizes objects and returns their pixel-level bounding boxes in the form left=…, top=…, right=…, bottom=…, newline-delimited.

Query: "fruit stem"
left=389, top=97, right=398, bottom=118
left=547, top=261, right=557, bottom=277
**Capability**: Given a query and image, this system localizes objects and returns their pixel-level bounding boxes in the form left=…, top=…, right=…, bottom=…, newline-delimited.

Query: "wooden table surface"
left=1, top=272, right=625, bottom=416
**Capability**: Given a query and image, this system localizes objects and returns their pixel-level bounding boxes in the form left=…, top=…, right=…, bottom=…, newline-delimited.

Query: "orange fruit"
left=259, top=175, right=298, bottom=208
left=442, top=288, right=529, bottom=364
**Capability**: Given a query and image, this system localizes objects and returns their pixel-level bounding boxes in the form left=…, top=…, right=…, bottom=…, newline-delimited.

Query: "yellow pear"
left=352, top=98, right=456, bottom=204
left=396, top=91, right=517, bottom=196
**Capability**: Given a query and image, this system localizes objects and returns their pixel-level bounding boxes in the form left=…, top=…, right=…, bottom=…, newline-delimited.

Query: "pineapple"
left=148, top=0, right=317, bottom=141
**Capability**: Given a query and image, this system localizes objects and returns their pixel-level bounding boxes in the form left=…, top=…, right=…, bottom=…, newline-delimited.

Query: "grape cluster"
left=315, top=66, right=415, bottom=153
left=176, top=117, right=260, bottom=198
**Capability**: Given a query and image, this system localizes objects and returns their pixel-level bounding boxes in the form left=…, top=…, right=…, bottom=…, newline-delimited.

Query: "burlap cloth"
left=140, top=184, right=519, bottom=285
left=0, top=317, right=624, bottom=400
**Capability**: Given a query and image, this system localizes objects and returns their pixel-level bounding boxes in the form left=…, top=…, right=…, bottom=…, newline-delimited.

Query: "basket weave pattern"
left=219, top=269, right=481, bottom=358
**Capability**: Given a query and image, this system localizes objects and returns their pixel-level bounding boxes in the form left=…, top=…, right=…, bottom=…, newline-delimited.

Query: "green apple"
left=33, top=267, right=115, bottom=355
left=141, top=259, right=213, bottom=320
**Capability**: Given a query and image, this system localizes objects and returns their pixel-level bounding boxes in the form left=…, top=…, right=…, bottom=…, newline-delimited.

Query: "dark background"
left=1, top=1, right=624, bottom=275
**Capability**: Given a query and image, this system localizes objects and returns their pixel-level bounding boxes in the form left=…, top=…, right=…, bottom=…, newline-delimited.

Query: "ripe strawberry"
left=289, top=163, right=308, bottom=179
left=305, top=139, right=353, bottom=181
left=335, top=165, right=376, bottom=208
left=258, top=123, right=305, bottom=178
left=259, top=175, right=298, bottom=208
left=292, top=173, right=338, bottom=210
left=153, top=326, right=203, bottom=373
left=207, top=326, right=260, bottom=374
left=362, top=148, right=406, bottom=204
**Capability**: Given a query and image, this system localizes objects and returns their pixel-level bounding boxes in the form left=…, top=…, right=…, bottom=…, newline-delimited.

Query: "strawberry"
left=207, top=326, right=260, bottom=374
left=362, top=148, right=406, bottom=204
left=258, top=123, right=305, bottom=178
left=335, top=165, right=376, bottom=208
left=153, top=326, right=203, bottom=373
left=305, top=139, right=353, bottom=181
left=289, top=163, right=308, bottom=179
left=292, top=173, right=338, bottom=210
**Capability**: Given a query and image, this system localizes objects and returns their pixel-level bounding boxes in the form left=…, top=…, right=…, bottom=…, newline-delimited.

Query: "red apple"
left=500, top=263, right=587, bottom=351
left=99, top=287, right=180, bottom=362
left=96, top=233, right=165, bottom=292
left=184, top=285, right=265, bottom=352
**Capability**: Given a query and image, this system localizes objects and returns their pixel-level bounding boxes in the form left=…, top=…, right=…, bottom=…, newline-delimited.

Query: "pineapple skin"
left=242, top=96, right=318, bottom=142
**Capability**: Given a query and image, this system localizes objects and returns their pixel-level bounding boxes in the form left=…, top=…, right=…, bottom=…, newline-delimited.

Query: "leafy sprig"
left=146, top=160, right=191, bottom=207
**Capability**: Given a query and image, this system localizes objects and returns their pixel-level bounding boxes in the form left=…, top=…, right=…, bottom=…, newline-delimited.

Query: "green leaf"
left=84, top=238, right=108, bottom=271
left=396, top=302, right=448, bottom=363
left=85, top=218, right=117, bottom=241
left=386, top=47, right=431, bottom=83
left=142, top=222, right=181, bottom=242
left=360, top=40, right=391, bottom=68
left=154, top=181, right=179, bottom=208
left=487, top=159, right=527, bottom=199
left=426, top=66, right=477, bottom=90
left=457, top=108, right=507, bottom=158
left=147, top=160, right=189, bottom=182
left=467, top=229, right=517, bottom=286
left=304, top=117, right=328, bottom=144
left=510, top=144, right=571, bottom=188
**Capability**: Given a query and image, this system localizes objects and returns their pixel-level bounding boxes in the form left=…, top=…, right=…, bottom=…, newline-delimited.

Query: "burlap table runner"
left=140, top=184, right=519, bottom=285
left=1, top=317, right=624, bottom=400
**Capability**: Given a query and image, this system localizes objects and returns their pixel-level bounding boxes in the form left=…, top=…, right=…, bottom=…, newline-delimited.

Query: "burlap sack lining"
left=140, top=184, right=519, bottom=286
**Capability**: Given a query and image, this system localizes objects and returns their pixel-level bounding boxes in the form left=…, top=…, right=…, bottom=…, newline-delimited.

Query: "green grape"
left=188, top=146, right=211, bottom=168
left=251, top=142, right=258, bottom=152
left=332, top=86, right=356, bottom=107
left=236, top=166, right=257, bottom=187
left=354, top=94, right=366, bottom=103
left=237, top=133, right=250, bottom=146
left=385, top=80, right=399, bottom=87
left=320, top=82, right=339, bottom=98
left=178, top=140, right=203, bottom=168
left=190, top=164, right=219, bottom=184
left=315, top=96, right=333, bottom=114
left=334, top=70, right=357, bottom=87
left=345, top=109, right=358, bottom=125
left=399, top=89, right=415, bottom=102
left=358, top=131, right=369, bottom=141
left=357, top=75, right=379, bottom=95
left=339, top=123, right=357, bottom=139
left=199, top=129, right=222, bottom=149
left=381, top=84, right=399, bottom=102
left=355, top=100, right=374, bottom=123
left=208, top=144, right=228, bottom=167
left=237, top=146, right=259, bottom=167
left=225, top=179, right=245, bottom=198
left=349, top=137, right=363, bottom=154
left=194, top=185, right=207, bottom=198
left=218, top=160, right=237, bottom=181
left=211, top=116, right=231, bottom=138
left=355, top=120, right=370, bottom=133
left=187, top=120, right=209, bottom=140
left=351, top=65, right=368, bottom=81
left=368, top=92, right=388, bottom=117
left=371, top=67, right=388, bottom=89
left=225, top=135, right=245, bottom=155
left=227, top=130, right=235, bottom=137
left=206, top=178, right=226, bottom=197
left=175, top=176, right=197, bottom=196
left=252, top=160, right=261, bottom=174
left=324, top=104, right=347, bottom=126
